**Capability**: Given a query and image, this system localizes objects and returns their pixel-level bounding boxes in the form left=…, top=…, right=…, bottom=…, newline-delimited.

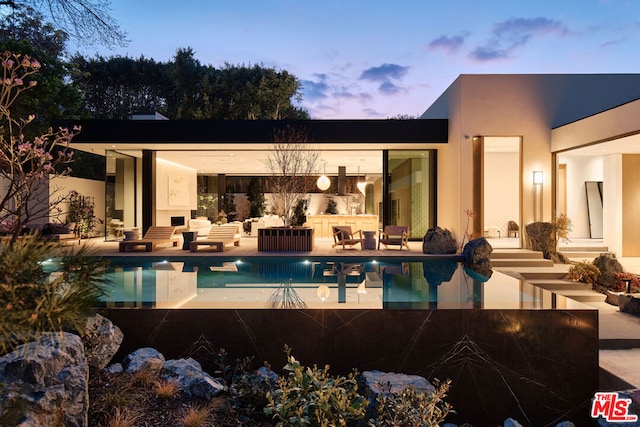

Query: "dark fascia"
left=54, top=119, right=448, bottom=144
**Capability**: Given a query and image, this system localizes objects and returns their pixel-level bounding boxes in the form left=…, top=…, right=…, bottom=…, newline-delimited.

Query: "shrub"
left=265, top=346, right=367, bottom=426
left=229, top=358, right=277, bottom=422
left=0, top=236, right=109, bottom=355
left=566, top=261, right=601, bottom=285
left=613, top=272, right=640, bottom=293
left=180, top=404, right=211, bottom=427
left=368, top=379, right=453, bottom=427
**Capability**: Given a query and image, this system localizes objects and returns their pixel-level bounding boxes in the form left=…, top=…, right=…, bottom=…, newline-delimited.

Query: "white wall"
left=484, top=151, right=519, bottom=237
left=155, top=158, right=197, bottom=226
left=52, top=176, right=106, bottom=235
left=560, top=156, right=603, bottom=239
left=603, top=154, right=622, bottom=255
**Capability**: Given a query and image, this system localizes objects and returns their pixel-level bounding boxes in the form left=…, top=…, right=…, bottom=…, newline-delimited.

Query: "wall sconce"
left=533, top=171, right=543, bottom=222
left=533, top=171, right=543, bottom=185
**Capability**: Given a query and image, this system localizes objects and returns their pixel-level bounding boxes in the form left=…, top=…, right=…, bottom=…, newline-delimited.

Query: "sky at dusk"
left=75, top=0, right=640, bottom=119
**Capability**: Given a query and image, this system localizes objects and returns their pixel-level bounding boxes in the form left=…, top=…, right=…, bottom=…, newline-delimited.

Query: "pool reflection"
left=101, top=258, right=587, bottom=311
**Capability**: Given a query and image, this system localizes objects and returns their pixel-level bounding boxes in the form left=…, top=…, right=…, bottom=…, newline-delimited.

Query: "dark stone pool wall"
left=103, top=308, right=598, bottom=426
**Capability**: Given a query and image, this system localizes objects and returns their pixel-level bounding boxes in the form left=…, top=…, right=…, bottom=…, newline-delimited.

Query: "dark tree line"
left=0, top=5, right=310, bottom=182
left=72, top=48, right=310, bottom=120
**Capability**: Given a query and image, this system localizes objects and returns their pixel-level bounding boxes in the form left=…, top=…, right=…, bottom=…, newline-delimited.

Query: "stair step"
left=525, top=279, right=589, bottom=291
left=559, top=246, right=608, bottom=252
left=491, top=250, right=544, bottom=259
left=554, top=290, right=607, bottom=303
left=563, top=252, right=607, bottom=261
left=491, top=258, right=554, bottom=268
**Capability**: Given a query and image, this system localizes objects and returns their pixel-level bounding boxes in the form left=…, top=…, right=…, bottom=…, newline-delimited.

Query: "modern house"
left=62, top=73, right=640, bottom=255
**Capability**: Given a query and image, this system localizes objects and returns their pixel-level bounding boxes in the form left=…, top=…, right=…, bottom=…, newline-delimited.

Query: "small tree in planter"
left=265, top=125, right=321, bottom=226
left=325, top=197, right=338, bottom=214
left=67, top=190, right=102, bottom=238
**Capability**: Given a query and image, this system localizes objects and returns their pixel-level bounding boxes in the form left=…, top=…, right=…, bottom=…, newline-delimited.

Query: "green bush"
left=0, top=236, right=109, bottom=355
left=368, top=379, right=453, bottom=427
left=265, top=346, right=367, bottom=427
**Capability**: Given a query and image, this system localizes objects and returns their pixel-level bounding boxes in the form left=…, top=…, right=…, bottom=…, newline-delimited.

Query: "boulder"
left=618, top=294, right=640, bottom=316
left=462, top=237, right=493, bottom=278
left=0, top=332, right=88, bottom=427
left=504, top=418, right=524, bottom=427
left=592, top=252, right=624, bottom=290
left=422, top=227, right=458, bottom=254
left=525, top=222, right=555, bottom=257
left=122, top=347, right=165, bottom=375
left=360, top=370, right=434, bottom=397
left=83, top=314, right=123, bottom=370
left=161, top=358, right=225, bottom=399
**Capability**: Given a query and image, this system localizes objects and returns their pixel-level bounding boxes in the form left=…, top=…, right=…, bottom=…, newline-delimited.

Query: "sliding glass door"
left=384, top=150, right=436, bottom=239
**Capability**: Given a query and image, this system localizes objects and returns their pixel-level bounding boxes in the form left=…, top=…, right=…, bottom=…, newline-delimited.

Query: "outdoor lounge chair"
left=118, top=226, right=178, bottom=252
left=332, top=226, right=363, bottom=249
left=378, top=225, right=409, bottom=251
left=190, top=223, right=241, bottom=252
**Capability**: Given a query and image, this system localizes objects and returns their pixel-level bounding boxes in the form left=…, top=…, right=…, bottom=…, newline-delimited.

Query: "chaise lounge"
left=190, top=223, right=241, bottom=252
left=118, top=226, right=179, bottom=252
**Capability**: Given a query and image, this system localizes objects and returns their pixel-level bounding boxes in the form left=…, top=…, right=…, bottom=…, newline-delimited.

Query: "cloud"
left=359, top=63, right=409, bottom=82
left=300, top=74, right=329, bottom=101
left=470, top=17, right=568, bottom=62
left=428, top=32, right=469, bottom=54
left=379, top=81, right=402, bottom=95
left=362, top=108, right=385, bottom=118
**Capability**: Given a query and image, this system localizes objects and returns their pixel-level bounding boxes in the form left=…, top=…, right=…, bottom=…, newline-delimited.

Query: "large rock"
left=525, top=222, right=555, bottom=257
left=161, top=358, right=225, bottom=399
left=0, top=332, right=88, bottom=427
left=462, top=237, right=493, bottom=279
left=83, top=314, right=123, bottom=370
left=360, top=371, right=435, bottom=421
left=360, top=370, right=434, bottom=397
left=422, top=227, right=458, bottom=254
left=618, top=294, right=640, bottom=316
left=122, top=347, right=165, bottom=375
left=592, top=252, right=624, bottom=290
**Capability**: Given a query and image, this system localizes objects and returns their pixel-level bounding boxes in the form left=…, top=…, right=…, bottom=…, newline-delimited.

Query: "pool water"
left=83, top=256, right=585, bottom=310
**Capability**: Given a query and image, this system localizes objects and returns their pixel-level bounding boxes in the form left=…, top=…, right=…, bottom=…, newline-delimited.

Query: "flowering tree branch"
left=0, top=51, right=79, bottom=242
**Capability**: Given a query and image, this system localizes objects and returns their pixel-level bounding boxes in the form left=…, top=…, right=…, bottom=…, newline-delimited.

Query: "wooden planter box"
left=258, top=227, right=314, bottom=251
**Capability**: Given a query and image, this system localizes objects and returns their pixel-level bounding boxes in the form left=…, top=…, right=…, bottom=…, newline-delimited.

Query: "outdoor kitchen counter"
left=306, top=214, right=379, bottom=238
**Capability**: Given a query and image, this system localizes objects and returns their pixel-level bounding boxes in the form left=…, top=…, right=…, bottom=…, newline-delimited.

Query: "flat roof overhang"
left=57, top=119, right=448, bottom=154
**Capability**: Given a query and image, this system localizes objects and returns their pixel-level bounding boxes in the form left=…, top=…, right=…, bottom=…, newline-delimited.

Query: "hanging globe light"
left=317, top=175, right=330, bottom=191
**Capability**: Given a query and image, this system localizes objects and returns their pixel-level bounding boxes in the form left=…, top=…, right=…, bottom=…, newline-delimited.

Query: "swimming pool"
left=75, top=255, right=598, bottom=425
left=88, top=255, right=587, bottom=310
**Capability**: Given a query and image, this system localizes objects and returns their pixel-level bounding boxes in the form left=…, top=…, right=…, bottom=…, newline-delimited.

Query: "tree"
left=0, top=0, right=127, bottom=48
left=0, top=51, right=78, bottom=242
left=0, top=6, right=84, bottom=134
left=246, top=177, right=266, bottom=218
left=72, top=48, right=311, bottom=120
left=265, top=125, right=320, bottom=226
left=72, top=54, right=168, bottom=119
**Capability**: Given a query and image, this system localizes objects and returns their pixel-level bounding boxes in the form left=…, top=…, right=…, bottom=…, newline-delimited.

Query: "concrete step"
left=559, top=246, right=608, bottom=252
left=498, top=266, right=570, bottom=281
left=491, top=258, right=554, bottom=268
left=526, top=278, right=590, bottom=291
left=491, top=250, right=544, bottom=259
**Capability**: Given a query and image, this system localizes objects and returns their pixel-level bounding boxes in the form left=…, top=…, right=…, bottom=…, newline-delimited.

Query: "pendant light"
left=317, top=166, right=330, bottom=191
left=356, top=166, right=367, bottom=195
